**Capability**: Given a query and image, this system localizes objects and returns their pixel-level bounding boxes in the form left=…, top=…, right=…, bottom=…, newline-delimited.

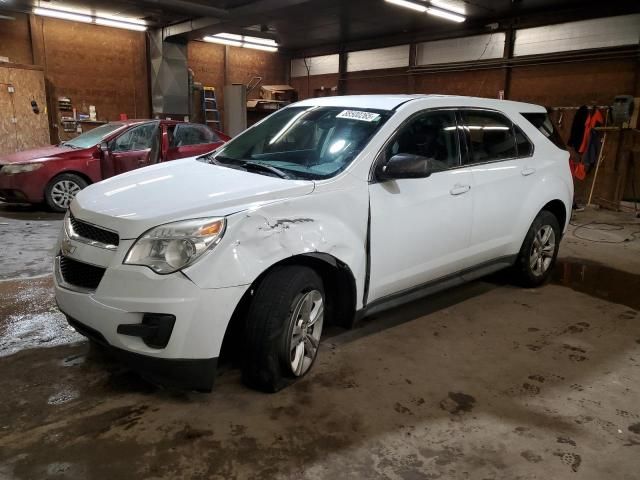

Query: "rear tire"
left=45, top=173, right=87, bottom=212
left=513, top=210, right=560, bottom=287
left=242, top=266, right=325, bottom=393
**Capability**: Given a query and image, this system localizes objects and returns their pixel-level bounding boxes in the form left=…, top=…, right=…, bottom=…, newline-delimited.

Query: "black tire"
left=242, top=265, right=325, bottom=393
left=45, top=173, right=88, bottom=212
left=513, top=210, right=561, bottom=287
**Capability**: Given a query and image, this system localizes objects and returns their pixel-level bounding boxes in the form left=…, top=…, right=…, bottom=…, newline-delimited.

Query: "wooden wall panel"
left=509, top=60, right=637, bottom=106
left=0, top=65, right=49, bottom=156
left=345, top=68, right=410, bottom=95
left=0, top=13, right=33, bottom=65
left=414, top=68, right=505, bottom=98
left=187, top=41, right=287, bottom=126
left=40, top=17, right=149, bottom=130
left=290, top=73, right=339, bottom=100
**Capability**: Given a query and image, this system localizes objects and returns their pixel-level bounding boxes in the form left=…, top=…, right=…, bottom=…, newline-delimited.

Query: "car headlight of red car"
left=1, top=163, right=44, bottom=175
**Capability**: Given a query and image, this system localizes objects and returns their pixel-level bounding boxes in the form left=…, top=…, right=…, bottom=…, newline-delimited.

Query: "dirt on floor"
left=1, top=204, right=640, bottom=479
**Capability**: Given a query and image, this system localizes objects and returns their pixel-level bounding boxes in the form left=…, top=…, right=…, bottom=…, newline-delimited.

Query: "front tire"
left=514, top=210, right=561, bottom=287
left=45, top=173, right=87, bottom=212
left=242, top=266, right=325, bottom=393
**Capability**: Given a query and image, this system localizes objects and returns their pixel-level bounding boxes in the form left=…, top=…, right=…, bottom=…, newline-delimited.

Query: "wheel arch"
left=541, top=199, right=567, bottom=234
left=45, top=170, right=93, bottom=191
left=218, top=252, right=358, bottom=363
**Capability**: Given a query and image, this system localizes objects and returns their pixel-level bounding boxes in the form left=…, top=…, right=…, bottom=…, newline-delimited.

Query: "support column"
left=502, top=27, right=515, bottom=100
left=149, top=29, right=189, bottom=118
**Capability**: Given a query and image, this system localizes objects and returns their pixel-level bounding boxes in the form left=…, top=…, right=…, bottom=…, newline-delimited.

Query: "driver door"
left=367, top=109, right=475, bottom=302
left=111, top=123, right=159, bottom=175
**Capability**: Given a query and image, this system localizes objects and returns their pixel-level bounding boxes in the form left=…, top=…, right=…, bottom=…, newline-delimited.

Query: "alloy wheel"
left=288, top=289, right=324, bottom=377
left=50, top=180, right=81, bottom=209
left=529, top=224, right=556, bottom=276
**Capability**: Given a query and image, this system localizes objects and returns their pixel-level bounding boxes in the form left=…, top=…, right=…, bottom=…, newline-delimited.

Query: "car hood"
left=0, top=145, right=77, bottom=164
left=71, top=158, right=315, bottom=239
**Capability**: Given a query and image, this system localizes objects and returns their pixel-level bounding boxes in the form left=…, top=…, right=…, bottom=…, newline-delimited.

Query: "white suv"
left=54, top=95, right=573, bottom=392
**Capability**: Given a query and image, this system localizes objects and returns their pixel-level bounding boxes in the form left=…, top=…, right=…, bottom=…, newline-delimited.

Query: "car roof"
left=294, top=94, right=546, bottom=114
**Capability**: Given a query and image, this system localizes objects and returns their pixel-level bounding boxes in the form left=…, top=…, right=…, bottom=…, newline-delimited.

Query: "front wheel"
left=45, top=173, right=88, bottom=212
left=513, top=210, right=561, bottom=287
left=242, top=266, right=325, bottom=392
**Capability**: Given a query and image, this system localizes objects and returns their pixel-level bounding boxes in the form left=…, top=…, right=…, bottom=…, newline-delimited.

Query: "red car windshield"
left=62, top=123, right=126, bottom=149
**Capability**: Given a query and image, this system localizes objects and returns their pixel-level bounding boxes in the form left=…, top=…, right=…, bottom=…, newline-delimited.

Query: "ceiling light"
left=204, top=33, right=279, bottom=52
left=95, top=18, right=147, bottom=31
left=33, top=7, right=147, bottom=30
left=430, top=0, right=465, bottom=15
left=385, top=0, right=427, bottom=12
left=203, top=36, right=243, bottom=47
left=33, top=7, right=91, bottom=23
left=426, top=6, right=466, bottom=22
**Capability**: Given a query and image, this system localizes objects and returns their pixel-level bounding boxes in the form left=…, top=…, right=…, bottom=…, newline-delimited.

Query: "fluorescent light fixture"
left=430, top=0, right=465, bottom=15
left=95, top=18, right=147, bottom=31
left=33, top=7, right=91, bottom=23
left=203, top=36, right=243, bottom=47
left=426, top=6, right=466, bottom=22
left=204, top=33, right=279, bottom=52
left=385, top=0, right=427, bottom=12
left=33, top=6, right=147, bottom=30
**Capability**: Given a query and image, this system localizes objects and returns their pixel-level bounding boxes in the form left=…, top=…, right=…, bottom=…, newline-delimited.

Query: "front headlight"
left=1, top=163, right=44, bottom=175
left=124, top=217, right=226, bottom=274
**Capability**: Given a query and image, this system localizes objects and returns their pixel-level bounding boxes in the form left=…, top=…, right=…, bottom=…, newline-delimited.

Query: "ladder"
left=202, top=86, right=221, bottom=129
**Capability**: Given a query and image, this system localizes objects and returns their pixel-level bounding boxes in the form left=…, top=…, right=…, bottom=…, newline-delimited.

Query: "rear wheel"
left=242, top=266, right=325, bottom=392
left=45, top=173, right=87, bottom=212
left=514, top=210, right=560, bottom=287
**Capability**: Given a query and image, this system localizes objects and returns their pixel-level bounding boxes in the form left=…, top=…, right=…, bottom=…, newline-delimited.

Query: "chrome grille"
left=69, top=214, right=119, bottom=247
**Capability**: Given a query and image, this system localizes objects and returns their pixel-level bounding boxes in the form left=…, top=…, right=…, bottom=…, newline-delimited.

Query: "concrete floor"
left=1, top=203, right=640, bottom=479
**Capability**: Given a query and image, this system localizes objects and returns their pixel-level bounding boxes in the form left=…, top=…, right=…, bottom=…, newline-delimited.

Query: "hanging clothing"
left=583, top=128, right=602, bottom=168
left=568, top=105, right=588, bottom=150
left=579, top=109, right=605, bottom=154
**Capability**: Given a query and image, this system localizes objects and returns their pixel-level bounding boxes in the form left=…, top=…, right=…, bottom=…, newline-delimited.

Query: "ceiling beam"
left=163, top=0, right=314, bottom=41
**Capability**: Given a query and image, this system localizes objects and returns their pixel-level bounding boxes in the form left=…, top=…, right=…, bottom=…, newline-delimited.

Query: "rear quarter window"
left=521, top=112, right=567, bottom=151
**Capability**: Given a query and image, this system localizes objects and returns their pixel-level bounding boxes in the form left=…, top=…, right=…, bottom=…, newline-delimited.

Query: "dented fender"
left=184, top=179, right=370, bottom=309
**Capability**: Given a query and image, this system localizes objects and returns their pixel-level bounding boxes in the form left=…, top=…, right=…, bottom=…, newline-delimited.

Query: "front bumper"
left=54, top=234, right=249, bottom=391
left=0, top=170, right=46, bottom=203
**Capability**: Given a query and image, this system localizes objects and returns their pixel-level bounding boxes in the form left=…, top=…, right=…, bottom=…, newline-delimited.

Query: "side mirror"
left=99, top=141, right=110, bottom=154
left=377, top=153, right=433, bottom=180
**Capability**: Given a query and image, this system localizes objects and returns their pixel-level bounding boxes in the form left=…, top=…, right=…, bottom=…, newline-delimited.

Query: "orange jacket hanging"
left=579, top=109, right=604, bottom=154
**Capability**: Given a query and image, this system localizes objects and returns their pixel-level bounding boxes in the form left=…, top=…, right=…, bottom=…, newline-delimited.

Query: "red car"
left=0, top=120, right=229, bottom=212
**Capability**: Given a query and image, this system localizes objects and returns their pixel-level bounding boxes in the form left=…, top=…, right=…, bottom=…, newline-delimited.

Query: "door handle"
left=521, top=167, right=536, bottom=176
left=450, top=184, right=471, bottom=196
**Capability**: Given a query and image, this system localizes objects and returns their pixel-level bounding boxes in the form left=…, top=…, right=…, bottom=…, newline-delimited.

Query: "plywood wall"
left=0, top=13, right=34, bottom=65
left=0, top=65, right=50, bottom=156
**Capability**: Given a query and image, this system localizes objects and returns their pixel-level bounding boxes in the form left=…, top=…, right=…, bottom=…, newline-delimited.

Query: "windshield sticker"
left=336, top=110, right=381, bottom=122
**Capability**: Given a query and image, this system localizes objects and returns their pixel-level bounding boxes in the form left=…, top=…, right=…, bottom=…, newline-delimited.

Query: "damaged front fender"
left=183, top=183, right=370, bottom=309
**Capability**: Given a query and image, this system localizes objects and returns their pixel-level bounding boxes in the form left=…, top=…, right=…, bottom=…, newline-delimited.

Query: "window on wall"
left=460, top=111, right=517, bottom=164
left=385, top=110, right=460, bottom=172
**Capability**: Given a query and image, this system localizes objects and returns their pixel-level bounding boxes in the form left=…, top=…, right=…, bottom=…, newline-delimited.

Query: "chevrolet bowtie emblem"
left=61, top=237, right=76, bottom=256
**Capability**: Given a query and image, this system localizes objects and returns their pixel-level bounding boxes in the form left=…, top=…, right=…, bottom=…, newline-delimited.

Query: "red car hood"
left=0, top=145, right=77, bottom=164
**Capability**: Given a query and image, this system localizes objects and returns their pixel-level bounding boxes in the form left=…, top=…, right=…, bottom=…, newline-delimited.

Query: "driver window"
left=112, top=123, right=157, bottom=152
left=385, top=111, right=459, bottom=172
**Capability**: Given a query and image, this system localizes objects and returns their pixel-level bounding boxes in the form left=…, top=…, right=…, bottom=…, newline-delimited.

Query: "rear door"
left=458, top=109, right=537, bottom=265
left=110, top=122, right=160, bottom=174
left=165, top=124, right=222, bottom=160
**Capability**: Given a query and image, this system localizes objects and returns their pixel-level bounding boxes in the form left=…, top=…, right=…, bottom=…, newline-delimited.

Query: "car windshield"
left=209, top=106, right=391, bottom=180
left=62, top=123, right=125, bottom=149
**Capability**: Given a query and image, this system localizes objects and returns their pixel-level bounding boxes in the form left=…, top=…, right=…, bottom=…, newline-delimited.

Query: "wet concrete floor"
left=1, top=204, right=640, bottom=479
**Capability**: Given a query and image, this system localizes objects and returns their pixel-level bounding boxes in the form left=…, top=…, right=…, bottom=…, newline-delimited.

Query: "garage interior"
left=1, top=0, right=640, bottom=478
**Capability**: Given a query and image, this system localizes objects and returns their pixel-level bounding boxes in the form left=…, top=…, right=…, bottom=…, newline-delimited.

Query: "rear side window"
left=172, top=124, right=219, bottom=147
left=460, top=110, right=517, bottom=164
left=514, top=125, right=534, bottom=157
left=521, top=112, right=567, bottom=150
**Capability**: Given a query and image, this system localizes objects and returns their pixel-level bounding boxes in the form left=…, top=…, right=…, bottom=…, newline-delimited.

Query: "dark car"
left=0, top=120, right=229, bottom=212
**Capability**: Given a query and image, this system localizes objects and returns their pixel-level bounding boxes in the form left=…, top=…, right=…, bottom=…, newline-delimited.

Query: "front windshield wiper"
left=211, top=155, right=291, bottom=179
